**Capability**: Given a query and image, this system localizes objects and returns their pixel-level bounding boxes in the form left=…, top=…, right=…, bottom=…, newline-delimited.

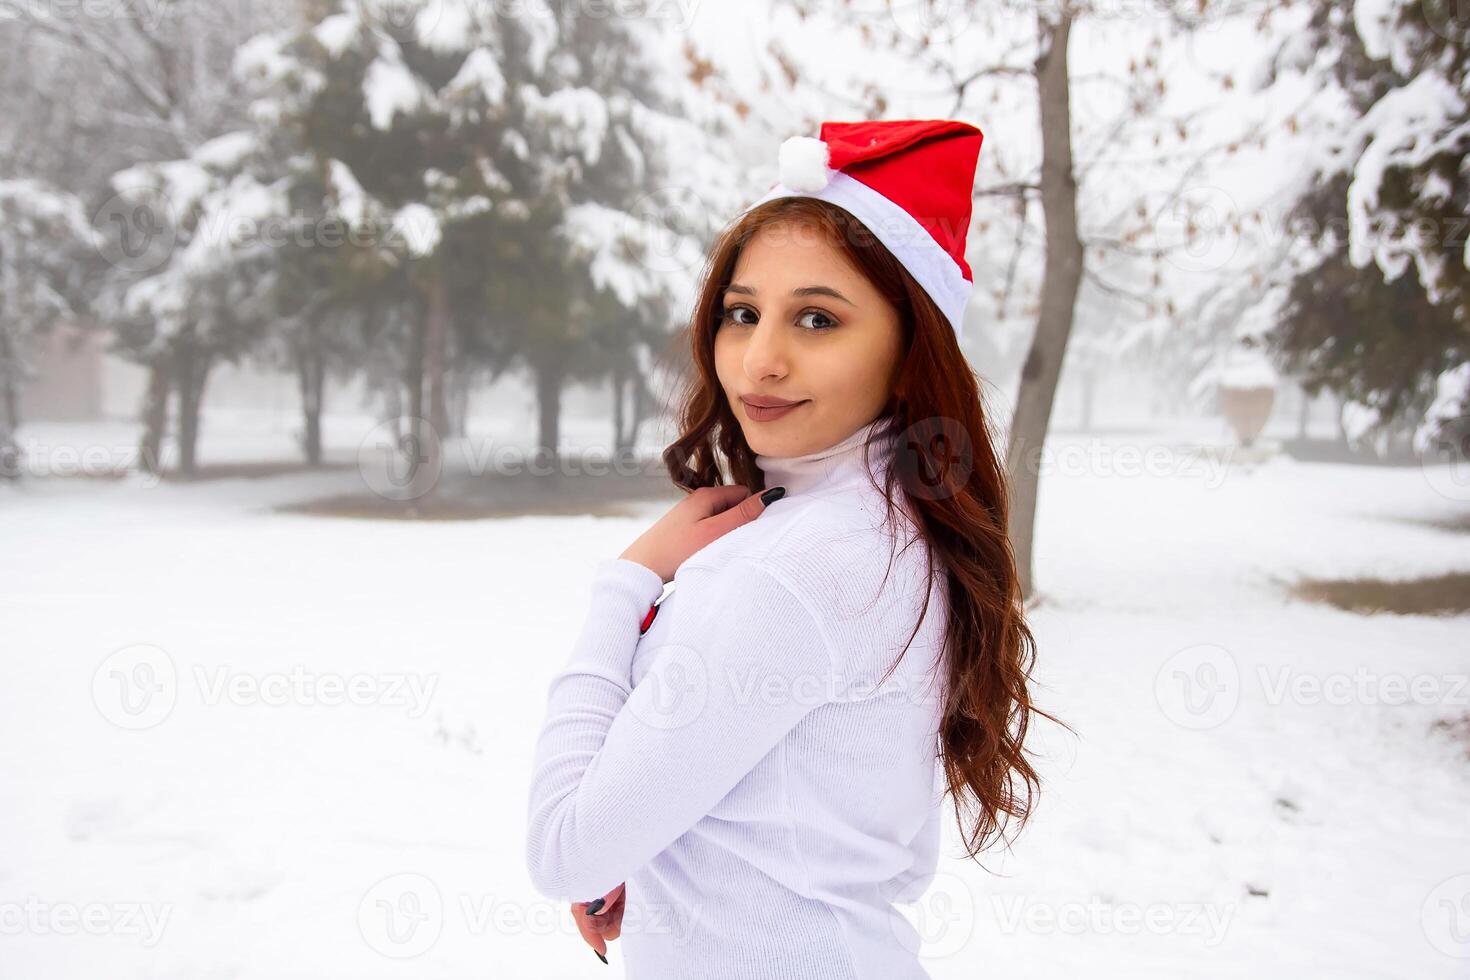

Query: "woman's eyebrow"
left=724, top=283, right=855, bottom=306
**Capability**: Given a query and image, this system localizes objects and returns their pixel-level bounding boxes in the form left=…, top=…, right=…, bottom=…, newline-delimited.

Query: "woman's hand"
left=619, top=484, right=785, bottom=583
left=572, top=881, right=626, bottom=964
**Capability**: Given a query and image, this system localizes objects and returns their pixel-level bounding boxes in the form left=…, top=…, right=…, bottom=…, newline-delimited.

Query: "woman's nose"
left=742, top=320, right=790, bottom=383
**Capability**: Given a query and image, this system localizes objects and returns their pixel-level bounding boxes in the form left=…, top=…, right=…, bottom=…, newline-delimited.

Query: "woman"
left=525, top=120, right=1060, bottom=978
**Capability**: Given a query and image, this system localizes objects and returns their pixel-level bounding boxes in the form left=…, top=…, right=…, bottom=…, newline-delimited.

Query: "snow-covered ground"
left=2, top=414, right=1467, bottom=979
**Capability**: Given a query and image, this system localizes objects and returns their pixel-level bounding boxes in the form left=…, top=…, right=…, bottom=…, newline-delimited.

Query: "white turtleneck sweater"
left=525, top=416, right=951, bottom=979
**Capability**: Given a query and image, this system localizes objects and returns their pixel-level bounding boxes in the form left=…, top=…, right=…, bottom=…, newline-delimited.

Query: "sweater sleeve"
left=525, top=555, right=835, bottom=901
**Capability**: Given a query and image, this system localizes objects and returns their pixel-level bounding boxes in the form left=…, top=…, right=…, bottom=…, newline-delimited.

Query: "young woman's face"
left=713, top=218, right=904, bottom=458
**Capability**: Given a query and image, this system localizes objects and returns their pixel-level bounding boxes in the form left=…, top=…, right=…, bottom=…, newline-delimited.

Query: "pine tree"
left=1266, top=0, right=1470, bottom=450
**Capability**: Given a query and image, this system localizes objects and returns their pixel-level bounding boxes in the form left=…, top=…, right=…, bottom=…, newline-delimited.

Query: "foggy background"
left=1, top=1, right=1467, bottom=978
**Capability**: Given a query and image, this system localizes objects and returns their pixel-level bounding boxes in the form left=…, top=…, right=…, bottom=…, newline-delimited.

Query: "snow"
left=326, top=159, right=373, bottom=228
left=1344, top=70, right=1470, bottom=288
left=560, top=200, right=702, bottom=312
left=1232, top=283, right=1289, bottom=346
left=111, top=158, right=211, bottom=228
left=235, top=28, right=327, bottom=123
left=522, top=86, right=609, bottom=165
left=1421, top=169, right=1453, bottom=204
left=476, top=154, right=511, bottom=195
left=612, top=125, right=647, bottom=184
left=362, top=51, right=430, bottom=130
left=233, top=33, right=295, bottom=86
left=2, top=414, right=1467, bottom=978
left=312, top=13, right=361, bottom=58
left=414, top=0, right=476, bottom=55
left=1353, top=0, right=1417, bottom=76
left=444, top=195, right=492, bottom=221
left=1414, top=362, right=1470, bottom=453
left=181, top=175, right=290, bottom=274
left=391, top=202, right=442, bottom=257
left=122, top=274, right=187, bottom=327
left=513, top=10, right=558, bottom=77
left=193, top=131, right=258, bottom=172
left=0, top=178, right=95, bottom=243
left=500, top=129, right=529, bottom=162
left=445, top=48, right=507, bottom=107
left=1341, top=398, right=1384, bottom=442
left=1352, top=0, right=1398, bottom=61
left=1219, top=351, right=1278, bottom=391
left=1304, top=3, right=1470, bottom=302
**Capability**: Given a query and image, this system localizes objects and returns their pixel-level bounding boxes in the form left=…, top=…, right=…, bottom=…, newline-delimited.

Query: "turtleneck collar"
left=755, top=415, right=900, bottom=499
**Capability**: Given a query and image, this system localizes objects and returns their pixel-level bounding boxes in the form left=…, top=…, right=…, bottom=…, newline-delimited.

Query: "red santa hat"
left=744, top=119, right=984, bottom=339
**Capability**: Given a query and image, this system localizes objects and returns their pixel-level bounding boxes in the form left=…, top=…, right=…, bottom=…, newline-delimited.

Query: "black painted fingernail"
left=760, top=486, right=786, bottom=505
left=594, top=949, right=608, bottom=964
left=584, top=897, right=605, bottom=915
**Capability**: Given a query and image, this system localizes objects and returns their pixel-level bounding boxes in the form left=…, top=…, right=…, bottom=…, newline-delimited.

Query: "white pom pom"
left=778, top=136, right=832, bottom=192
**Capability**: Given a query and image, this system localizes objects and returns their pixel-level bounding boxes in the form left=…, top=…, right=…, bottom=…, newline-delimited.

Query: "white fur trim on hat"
left=777, top=136, right=832, bottom=193
left=746, top=172, right=973, bottom=339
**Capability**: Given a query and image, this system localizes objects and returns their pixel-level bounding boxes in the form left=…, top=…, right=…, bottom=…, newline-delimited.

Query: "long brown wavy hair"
left=660, top=195, right=1068, bottom=863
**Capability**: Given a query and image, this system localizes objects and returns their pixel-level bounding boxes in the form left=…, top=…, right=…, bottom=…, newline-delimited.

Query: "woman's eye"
left=798, top=309, right=837, bottom=331
left=718, top=305, right=836, bottom=331
left=721, top=305, right=757, bottom=326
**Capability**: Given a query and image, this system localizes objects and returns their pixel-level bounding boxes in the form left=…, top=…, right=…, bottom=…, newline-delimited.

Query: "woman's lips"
left=742, top=397, right=809, bottom=422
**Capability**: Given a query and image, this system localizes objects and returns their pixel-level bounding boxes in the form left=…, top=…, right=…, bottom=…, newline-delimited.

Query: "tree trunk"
left=425, top=275, right=450, bottom=442
left=404, top=299, right=432, bottom=495
left=297, top=338, right=325, bottom=466
left=447, top=363, right=470, bottom=439
left=1006, top=11, right=1085, bottom=601
left=622, top=368, right=651, bottom=460
left=0, top=327, right=18, bottom=440
left=382, top=379, right=403, bottom=443
left=139, top=357, right=169, bottom=476
left=612, top=363, right=628, bottom=455
left=173, top=336, right=212, bottom=477
left=535, top=360, right=563, bottom=467
left=632, top=370, right=651, bottom=445
left=0, top=325, right=19, bottom=481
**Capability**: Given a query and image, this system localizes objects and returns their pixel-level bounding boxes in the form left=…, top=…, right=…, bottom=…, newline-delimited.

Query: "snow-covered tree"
left=100, top=131, right=290, bottom=474
left=0, top=180, right=100, bottom=478
left=1262, top=0, right=1470, bottom=453
left=237, top=0, right=733, bottom=482
left=2, top=0, right=294, bottom=476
